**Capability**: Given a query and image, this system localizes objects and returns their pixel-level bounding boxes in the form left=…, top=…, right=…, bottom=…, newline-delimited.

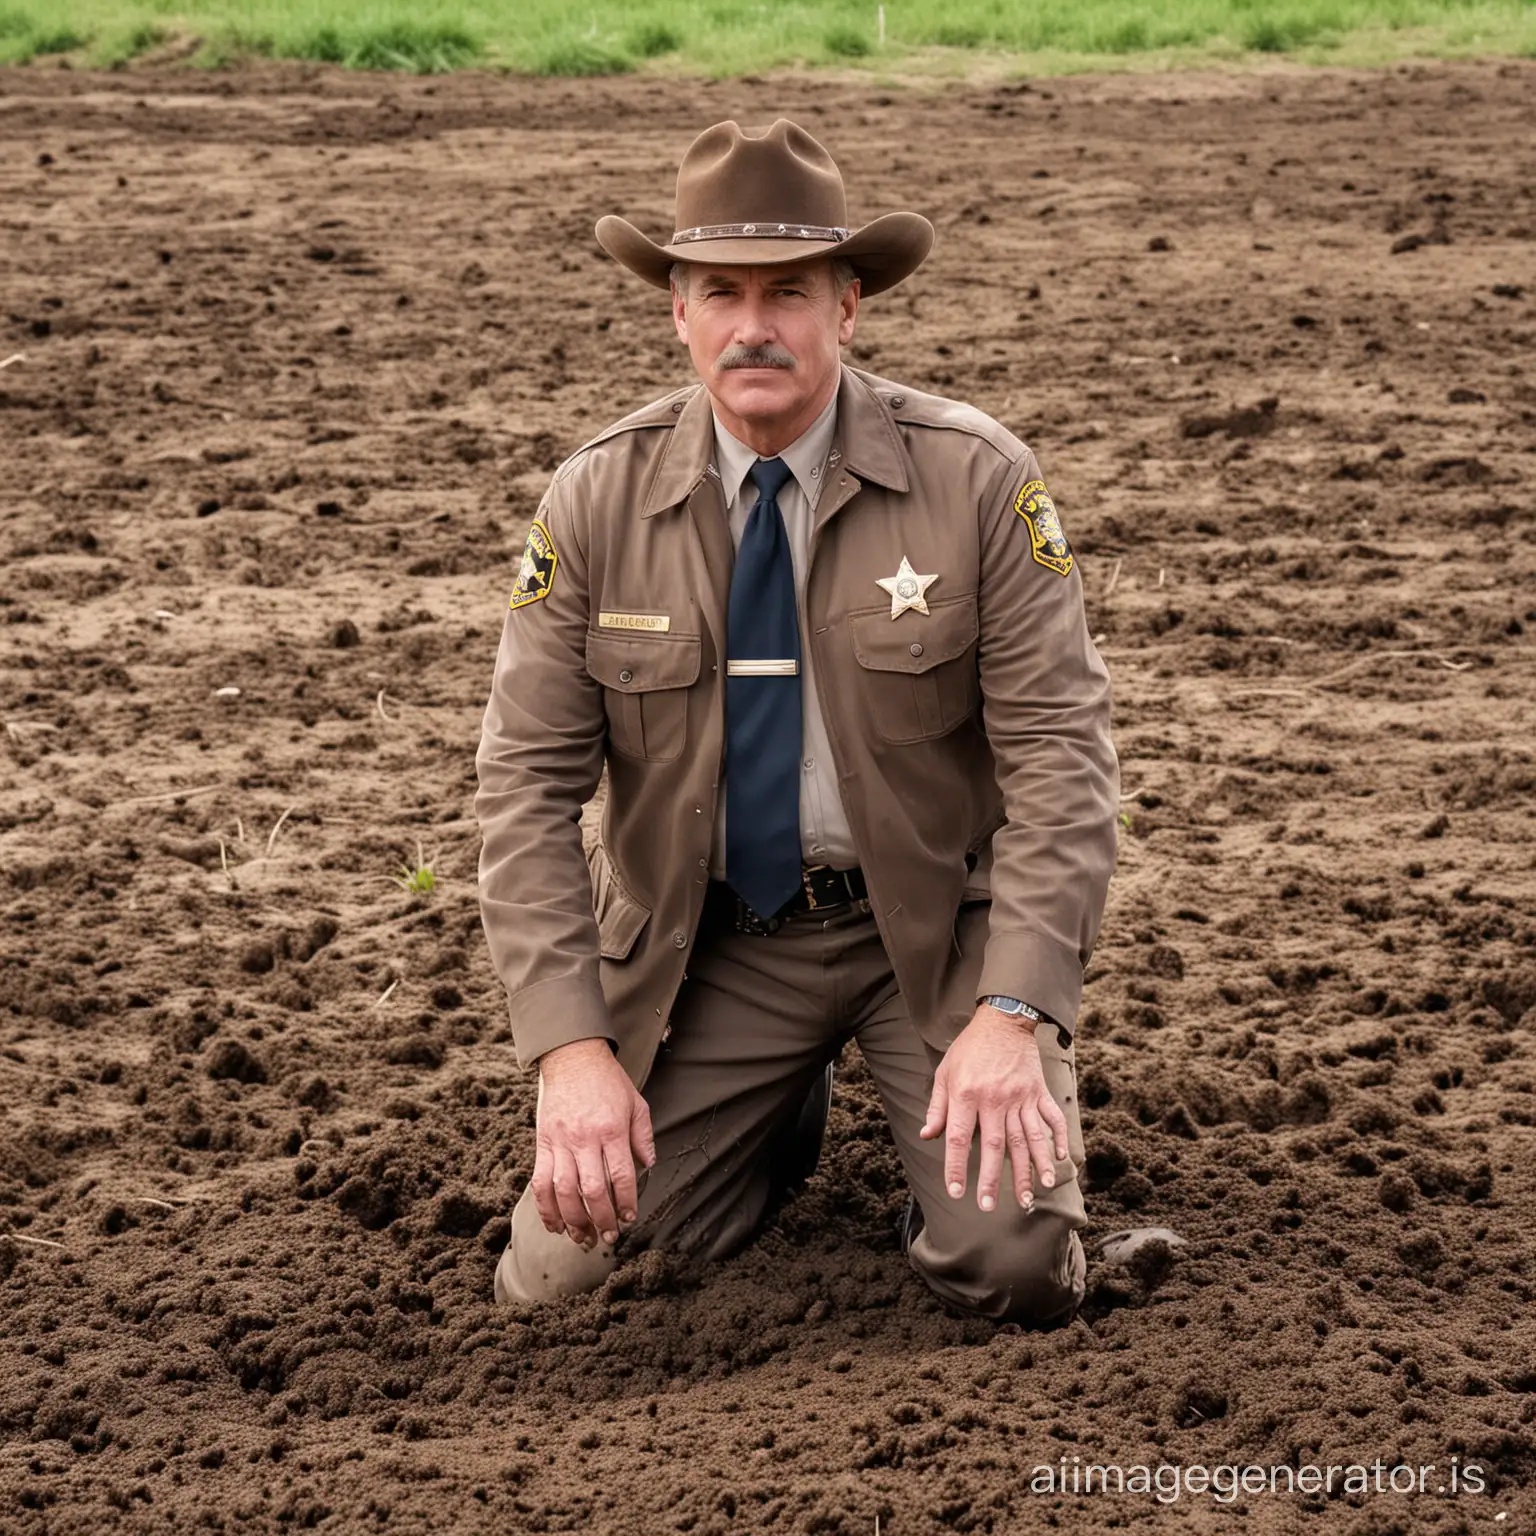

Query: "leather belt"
left=705, top=865, right=869, bottom=936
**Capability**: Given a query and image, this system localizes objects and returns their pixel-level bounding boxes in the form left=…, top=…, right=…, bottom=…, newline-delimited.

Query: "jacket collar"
left=640, top=364, right=908, bottom=517
left=831, top=365, right=910, bottom=495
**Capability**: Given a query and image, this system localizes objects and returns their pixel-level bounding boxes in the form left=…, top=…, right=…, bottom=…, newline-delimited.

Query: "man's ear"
left=671, top=281, right=689, bottom=344
left=837, top=279, right=860, bottom=346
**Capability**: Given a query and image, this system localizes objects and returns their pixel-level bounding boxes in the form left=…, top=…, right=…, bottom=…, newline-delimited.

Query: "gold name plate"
left=598, top=612, right=671, bottom=632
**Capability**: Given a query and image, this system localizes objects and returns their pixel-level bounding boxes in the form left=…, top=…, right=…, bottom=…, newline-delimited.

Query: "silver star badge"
left=876, top=556, right=938, bottom=620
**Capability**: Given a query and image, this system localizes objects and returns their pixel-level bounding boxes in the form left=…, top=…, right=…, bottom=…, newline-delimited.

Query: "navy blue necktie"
left=726, top=456, right=803, bottom=919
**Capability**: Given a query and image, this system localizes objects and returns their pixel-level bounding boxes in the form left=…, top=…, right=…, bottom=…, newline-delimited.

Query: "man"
left=475, top=119, right=1119, bottom=1325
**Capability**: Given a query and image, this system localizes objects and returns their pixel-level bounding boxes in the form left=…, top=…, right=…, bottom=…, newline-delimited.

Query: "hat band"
left=671, top=221, right=850, bottom=246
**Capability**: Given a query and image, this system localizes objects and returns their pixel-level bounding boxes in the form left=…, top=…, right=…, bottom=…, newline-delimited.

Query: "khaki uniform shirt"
left=709, top=394, right=858, bottom=875
left=476, top=365, right=1119, bottom=1085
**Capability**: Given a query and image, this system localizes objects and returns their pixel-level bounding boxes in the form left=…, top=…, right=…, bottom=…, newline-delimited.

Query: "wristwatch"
left=982, top=994, right=1049, bottom=1023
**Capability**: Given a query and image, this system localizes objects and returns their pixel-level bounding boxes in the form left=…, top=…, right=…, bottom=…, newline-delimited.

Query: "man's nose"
left=732, top=296, right=774, bottom=347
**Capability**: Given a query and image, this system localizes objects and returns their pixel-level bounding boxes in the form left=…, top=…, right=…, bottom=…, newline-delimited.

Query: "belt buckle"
left=802, top=863, right=829, bottom=912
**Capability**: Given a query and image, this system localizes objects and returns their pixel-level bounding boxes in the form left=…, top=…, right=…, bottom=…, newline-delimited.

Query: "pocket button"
left=910, top=642, right=924, bottom=658
left=619, top=668, right=633, bottom=684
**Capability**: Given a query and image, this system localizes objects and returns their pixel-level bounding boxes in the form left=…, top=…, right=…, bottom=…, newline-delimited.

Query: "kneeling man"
left=475, top=118, right=1119, bottom=1325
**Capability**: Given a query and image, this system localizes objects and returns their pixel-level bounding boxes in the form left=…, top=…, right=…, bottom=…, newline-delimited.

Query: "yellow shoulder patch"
left=1013, top=479, right=1073, bottom=577
left=509, top=518, right=558, bottom=610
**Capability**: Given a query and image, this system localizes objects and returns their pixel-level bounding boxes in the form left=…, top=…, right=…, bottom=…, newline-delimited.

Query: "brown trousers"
left=495, top=901, right=1087, bottom=1325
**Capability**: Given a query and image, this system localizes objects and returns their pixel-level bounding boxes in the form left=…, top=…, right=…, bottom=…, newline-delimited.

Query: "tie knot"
left=749, top=456, right=793, bottom=502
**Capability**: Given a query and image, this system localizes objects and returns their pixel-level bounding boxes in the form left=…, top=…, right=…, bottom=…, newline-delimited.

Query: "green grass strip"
left=0, top=0, right=1532, bottom=74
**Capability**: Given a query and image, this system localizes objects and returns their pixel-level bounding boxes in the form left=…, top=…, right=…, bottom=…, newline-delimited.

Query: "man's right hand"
left=531, top=1038, right=656, bottom=1250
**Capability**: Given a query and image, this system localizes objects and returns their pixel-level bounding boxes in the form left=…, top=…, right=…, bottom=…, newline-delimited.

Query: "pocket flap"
left=849, top=594, right=979, bottom=674
left=586, top=630, right=701, bottom=693
left=590, top=844, right=652, bottom=961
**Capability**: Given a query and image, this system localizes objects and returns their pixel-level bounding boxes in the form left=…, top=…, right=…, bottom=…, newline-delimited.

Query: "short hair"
left=670, top=257, right=857, bottom=299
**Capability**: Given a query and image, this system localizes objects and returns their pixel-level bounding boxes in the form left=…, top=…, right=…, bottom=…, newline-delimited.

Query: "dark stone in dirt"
left=330, top=619, right=360, bottom=648
left=1181, top=395, right=1278, bottom=439
left=1172, top=1382, right=1228, bottom=1428
left=206, top=1039, right=267, bottom=1084
left=1086, top=1142, right=1129, bottom=1186
left=385, top=1036, right=443, bottom=1068
left=433, top=1192, right=496, bottom=1239
left=298, top=917, right=339, bottom=960
left=296, top=1076, right=332, bottom=1110
left=1111, top=1172, right=1155, bottom=1210
left=240, top=941, right=276, bottom=974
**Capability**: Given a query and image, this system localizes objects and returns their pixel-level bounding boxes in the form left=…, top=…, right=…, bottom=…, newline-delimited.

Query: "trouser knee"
left=492, top=1188, right=616, bottom=1305
left=913, top=1215, right=1085, bottom=1327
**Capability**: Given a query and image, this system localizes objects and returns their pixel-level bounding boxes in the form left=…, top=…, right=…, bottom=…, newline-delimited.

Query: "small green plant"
left=1118, top=810, right=1133, bottom=831
left=349, top=21, right=479, bottom=71
left=393, top=841, right=437, bottom=895
left=933, top=22, right=987, bottom=47
left=533, top=37, right=633, bottom=76
left=824, top=25, right=872, bottom=58
left=1100, top=16, right=1149, bottom=51
left=297, top=23, right=346, bottom=61
left=626, top=20, right=680, bottom=58
left=31, top=27, right=84, bottom=52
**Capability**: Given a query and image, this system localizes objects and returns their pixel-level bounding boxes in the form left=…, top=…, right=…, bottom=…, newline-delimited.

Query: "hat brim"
left=594, top=211, right=934, bottom=298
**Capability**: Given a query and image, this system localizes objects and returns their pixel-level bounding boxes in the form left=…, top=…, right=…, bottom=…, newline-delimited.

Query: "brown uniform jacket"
left=476, top=365, right=1118, bottom=1085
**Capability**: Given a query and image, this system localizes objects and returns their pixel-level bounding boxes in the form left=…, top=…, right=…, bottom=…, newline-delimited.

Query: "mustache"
left=717, top=344, right=797, bottom=371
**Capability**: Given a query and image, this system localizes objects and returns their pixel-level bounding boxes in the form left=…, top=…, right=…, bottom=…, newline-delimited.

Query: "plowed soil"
left=2, top=57, right=1534, bottom=1536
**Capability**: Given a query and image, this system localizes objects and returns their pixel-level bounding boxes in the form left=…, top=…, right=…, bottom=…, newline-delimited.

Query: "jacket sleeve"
left=973, top=447, right=1119, bottom=1031
left=475, top=471, right=615, bottom=1067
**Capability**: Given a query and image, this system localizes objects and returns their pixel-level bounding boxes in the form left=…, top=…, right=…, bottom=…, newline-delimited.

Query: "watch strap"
left=982, top=994, right=1047, bottom=1023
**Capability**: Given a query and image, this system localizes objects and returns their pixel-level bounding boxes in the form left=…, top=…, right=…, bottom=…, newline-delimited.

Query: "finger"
left=551, top=1145, right=596, bottom=1247
left=1037, top=1087, right=1071, bottom=1168
left=1021, top=1103, right=1057, bottom=1193
left=975, top=1105, right=1007, bottom=1213
left=629, top=1091, right=657, bottom=1172
left=1006, top=1108, right=1035, bottom=1211
left=604, top=1137, right=639, bottom=1230
left=575, top=1145, right=620, bottom=1247
left=530, top=1145, right=565, bottom=1236
left=944, top=1095, right=977, bottom=1199
left=920, top=1066, right=949, bottom=1141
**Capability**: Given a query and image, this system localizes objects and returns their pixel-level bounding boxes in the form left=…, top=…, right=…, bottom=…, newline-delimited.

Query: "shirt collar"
left=711, top=390, right=839, bottom=509
left=640, top=366, right=908, bottom=518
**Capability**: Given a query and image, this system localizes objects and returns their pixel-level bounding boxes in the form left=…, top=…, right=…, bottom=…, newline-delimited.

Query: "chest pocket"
left=848, top=593, right=980, bottom=745
left=586, top=630, right=701, bottom=762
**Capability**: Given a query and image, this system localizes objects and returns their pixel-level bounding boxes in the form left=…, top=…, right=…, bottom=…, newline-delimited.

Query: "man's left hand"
left=920, top=1005, right=1070, bottom=1213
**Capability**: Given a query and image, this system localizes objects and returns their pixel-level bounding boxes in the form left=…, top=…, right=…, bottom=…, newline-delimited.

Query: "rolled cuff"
left=506, top=970, right=617, bottom=1069
left=977, top=928, right=1087, bottom=1035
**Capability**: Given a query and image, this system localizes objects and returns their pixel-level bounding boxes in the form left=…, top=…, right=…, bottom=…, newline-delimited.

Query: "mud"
left=1, top=57, right=1534, bottom=1535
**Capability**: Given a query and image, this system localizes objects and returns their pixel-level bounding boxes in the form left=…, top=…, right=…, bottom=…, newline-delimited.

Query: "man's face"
left=671, top=259, right=859, bottom=450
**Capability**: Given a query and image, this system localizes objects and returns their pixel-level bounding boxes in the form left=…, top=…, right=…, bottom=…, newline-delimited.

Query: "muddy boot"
left=767, top=1060, right=835, bottom=1196
left=1095, top=1227, right=1186, bottom=1265
left=899, top=1193, right=923, bottom=1256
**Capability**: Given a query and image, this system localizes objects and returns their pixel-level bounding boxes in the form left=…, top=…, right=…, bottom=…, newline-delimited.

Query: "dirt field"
left=2, top=56, right=1534, bottom=1535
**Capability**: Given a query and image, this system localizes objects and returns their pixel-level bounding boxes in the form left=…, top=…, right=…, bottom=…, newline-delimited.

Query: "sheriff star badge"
left=876, top=555, right=938, bottom=619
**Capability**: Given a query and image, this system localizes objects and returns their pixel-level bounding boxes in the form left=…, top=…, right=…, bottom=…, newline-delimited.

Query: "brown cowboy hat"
left=595, top=118, right=933, bottom=298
